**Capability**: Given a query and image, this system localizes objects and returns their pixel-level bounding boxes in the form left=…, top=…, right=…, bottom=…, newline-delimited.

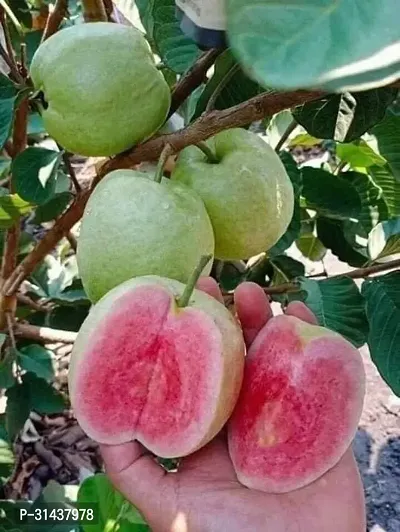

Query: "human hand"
left=100, top=280, right=366, bottom=532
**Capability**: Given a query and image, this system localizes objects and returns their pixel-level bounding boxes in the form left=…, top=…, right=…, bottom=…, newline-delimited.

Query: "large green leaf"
left=317, top=218, right=367, bottom=267
left=17, top=345, right=54, bottom=382
left=78, top=474, right=149, bottom=532
left=293, top=89, right=397, bottom=142
left=12, top=147, right=62, bottom=205
left=269, top=152, right=302, bottom=256
left=0, top=194, right=32, bottom=229
left=193, top=50, right=265, bottom=119
left=373, top=111, right=400, bottom=181
left=136, top=0, right=200, bottom=73
left=33, top=192, right=73, bottom=224
left=226, top=0, right=400, bottom=92
left=369, top=164, right=400, bottom=217
left=301, top=168, right=361, bottom=220
left=0, top=74, right=18, bottom=150
left=362, top=272, right=400, bottom=395
left=300, top=277, right=368, bottom=347
left=5, top=381, right=30, bottom=442
left=368, top=217, right=400, bottom=261
left=336, top=141, right=387, bottom=170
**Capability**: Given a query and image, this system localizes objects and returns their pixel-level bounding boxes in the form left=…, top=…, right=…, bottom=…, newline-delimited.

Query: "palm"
left=100, top=281, right=366, bottom=532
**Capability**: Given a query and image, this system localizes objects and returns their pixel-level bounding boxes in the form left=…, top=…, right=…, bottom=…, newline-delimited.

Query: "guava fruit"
left=30, top=22, right=171, bottom=156
left=77, top=169, right=215, bottom=302
left=69, top=275, right=245, bottom=457
left=228, top=314, right=365, bottom=493
left=171, top=128, right=294, bottom=260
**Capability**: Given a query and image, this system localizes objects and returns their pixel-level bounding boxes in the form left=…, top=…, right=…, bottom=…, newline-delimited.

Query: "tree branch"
left=169, top=49, right=221, bottom=117
left=263, top=257, right=400, bottom=295
left=82, top=0, right=107, bottom=22
left=41, top=0, right=68, bottom=43
left=102, top=89, right=325, bottom=175
left=14, top=323, right=77, bottom=344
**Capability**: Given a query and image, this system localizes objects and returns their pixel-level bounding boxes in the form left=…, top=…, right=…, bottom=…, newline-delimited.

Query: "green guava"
left=171, top=128, right=294, bottom=260
left=30, top=22, right=171, bottom=156
left=77, top=170, right=215, bottom=302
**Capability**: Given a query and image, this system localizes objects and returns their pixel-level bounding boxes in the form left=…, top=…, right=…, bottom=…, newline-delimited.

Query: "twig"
left=154, top=143, right=173, bottom=183
left=205, top=63, right=240, bottom=112
left=262, top=256, right=400, bottom=296
left=0, top=0, right=22, bottom=35
left=16, top=293, right=49, bottom=312
left=66, top=231, right=77, bottom=252
left=169, top=49, right=221, bottom=117
left=0, top=8, right=23, bottom=83
left=13, top=323, right=77, bottom=344
left=334, top=160, right=348, bottom=175
left=275, top=119, right=298, bottom=152
left=82, top=0, right=107, bottom=22
left=41, top=0, right=68, bottom=43
left=61, top=150, right=81, bottom=192
left=6, top=312, right=16, bottom=349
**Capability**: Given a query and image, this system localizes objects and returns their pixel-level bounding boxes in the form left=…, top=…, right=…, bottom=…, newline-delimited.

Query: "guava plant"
left=0, top=0, right=398, bottom=530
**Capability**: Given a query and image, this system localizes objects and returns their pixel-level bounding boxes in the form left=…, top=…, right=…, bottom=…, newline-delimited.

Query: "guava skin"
left=77, top=170, right=215, bottom=302
left=30, top=23, right=171, bottom=157
left=171, top=128, right=294, bottom=260
left=69, top=275, right=245, bottom=457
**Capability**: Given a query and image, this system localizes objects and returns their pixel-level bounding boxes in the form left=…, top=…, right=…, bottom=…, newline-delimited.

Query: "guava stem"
left=177, top=254, right=213, bottom=308
left=154, top=143, right=173, bottom=184
left=196, top=142, right=218, bottom=163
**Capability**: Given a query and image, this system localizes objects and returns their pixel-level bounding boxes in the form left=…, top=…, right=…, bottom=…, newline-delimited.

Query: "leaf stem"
left=205, top=63, right=240, bottom=112
left=178, top=254, right=212, bottom=308
left=196, top=141, right=218, bottom=163
left=154, top=143, right=173, bottom=183
left=275, top=119, right=298, bottom=152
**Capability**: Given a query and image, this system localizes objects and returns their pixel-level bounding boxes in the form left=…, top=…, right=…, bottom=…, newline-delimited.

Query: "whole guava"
left=77, top=169, right=215, bottom=302
left=30, top=22, right=171, bottom=156
left=171, top=128, right=294, bottom=260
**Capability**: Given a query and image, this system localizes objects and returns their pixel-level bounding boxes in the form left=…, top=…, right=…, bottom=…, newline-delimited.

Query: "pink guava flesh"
left=73, top=285, right=223, bottom=457
left=228, top=315, right=365, bottom=493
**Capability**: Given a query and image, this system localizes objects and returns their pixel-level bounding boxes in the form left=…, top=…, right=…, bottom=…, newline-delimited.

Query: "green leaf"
left=0, top=426, right=14, bottom=480
left=78, top=474, right=149, bottom=532
left=136, top=0, right=200, bottom=73
left=369, top=164, right=400, bottom=217
left=0, top=194, right=32, bottom=229
left=301, top=168, right=361, bottom=220
left=269, top=152, right=302, bottom=256
left=0, top=74, right=18, bottom=150
left=18, top=345, right=54, bottom=382
left=12, top=147, right=62, bottom=205
left=293, top=89, right=398, bottom=142
left=193, top=50, right=264, bottom=119
left=336, top=141, right=387, bottom=169
left=5, top=381, right=30, bottom=442
left=296, top=233, right=327, bottom=262
left=0, top=355, right=15, bottom=389
left=368, top=217, right=400, bottom=261
left=270, top=255, right=305, bottom=285
left=22, top=373, right=65, bottom=414
left=32, top=192, right=73, bottom=224
left=300, top=277, right=368, bottom=347
left=317, top=218, right=367, bottom=267
left=373, top=111, right=400, bottom=181
left=362, top=272, right=400, bottom=395
left=226, top=0, right=400, bottom=92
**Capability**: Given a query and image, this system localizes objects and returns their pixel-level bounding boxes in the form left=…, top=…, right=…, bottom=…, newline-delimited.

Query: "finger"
left=100, top=441, right=173, bottom=517
left=234, top=282, right=273, bottom=347
left=196, top=276, right=224, bottom=303
left=285, top=301, right=318, bottom=325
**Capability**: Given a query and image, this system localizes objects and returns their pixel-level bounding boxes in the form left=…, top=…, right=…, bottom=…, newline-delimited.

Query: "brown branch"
left=263, top=257, right=400, bottom=296
left=2, top=186, right=92, bottom=297
left=14, top=323, right=77, bottom=344
left=102, top=89, right=325, bottom=175
left=0, top=8, right=23, bottom=83
left=169, top=49, right=221, bottom=117
left=82, top=0, right=107, bottom=22
left=0, top=97, right=29, bottom=326
left=41, top=0, right=68, bottom=43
